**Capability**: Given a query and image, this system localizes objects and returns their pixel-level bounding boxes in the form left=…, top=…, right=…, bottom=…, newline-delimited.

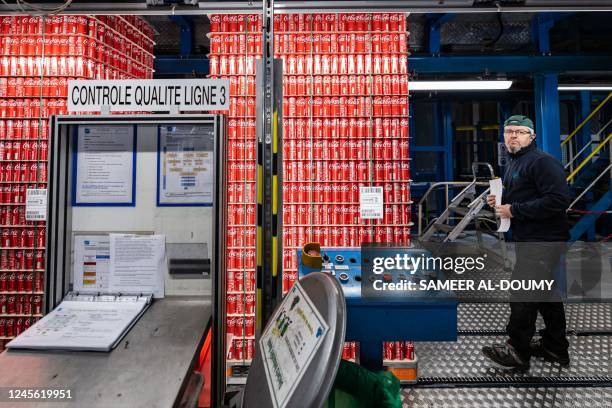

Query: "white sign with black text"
left=68, top=79, right=230, bottom=113
left=25, top=188, right=47, bottom=221
left=360, top=186, right=384, bottom=219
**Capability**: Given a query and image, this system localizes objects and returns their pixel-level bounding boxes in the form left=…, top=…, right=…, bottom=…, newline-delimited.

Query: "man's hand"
left=486, top=194, right=497, bottom=207
left=495, top=204, right=513, bottom=219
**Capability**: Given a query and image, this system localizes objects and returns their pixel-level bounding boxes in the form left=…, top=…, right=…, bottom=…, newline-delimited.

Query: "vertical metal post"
left=472, top=102, right=480, bottom=163
left=442, top=102, right=454, bottom=181
left=169, top=16, right=193, bottom=57
left=255, top=0, right=283, bottom=337
left=534, top=73, right=562, bottom=159
left=579, top=90, right=592, bottom=150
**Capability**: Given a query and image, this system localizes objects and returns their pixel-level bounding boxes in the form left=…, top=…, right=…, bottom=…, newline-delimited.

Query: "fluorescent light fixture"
left=558, top=84, right=612, bottom=91
left=409, top=80, right=513, bottom=91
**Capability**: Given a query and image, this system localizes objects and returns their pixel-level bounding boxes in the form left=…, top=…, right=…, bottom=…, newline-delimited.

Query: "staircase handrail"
left=561, top=91, right=612, bottom=147
left=566, top=132, right=612, bottom=182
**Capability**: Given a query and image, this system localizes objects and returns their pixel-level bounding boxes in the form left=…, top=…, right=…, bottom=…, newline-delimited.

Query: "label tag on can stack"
left=359, top=186, right=384, bottom=219
left=25, top=188, right=47, bottom=221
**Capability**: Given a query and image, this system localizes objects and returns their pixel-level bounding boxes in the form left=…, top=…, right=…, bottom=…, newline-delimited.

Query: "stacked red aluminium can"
left=210, top=12, right=414, bottom=365
left=0, top=15, right=154, bottom=352
left=209, top=14, right=260, bottom=362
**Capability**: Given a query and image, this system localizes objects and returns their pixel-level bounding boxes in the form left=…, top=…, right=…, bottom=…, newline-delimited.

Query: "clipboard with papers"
left=7, top=234, right=166, bottom=352
left=7, top=292, right=153, bottom=352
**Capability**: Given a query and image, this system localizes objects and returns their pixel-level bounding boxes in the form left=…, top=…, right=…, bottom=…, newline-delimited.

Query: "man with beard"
left=481, top=115, right=571, bottom=370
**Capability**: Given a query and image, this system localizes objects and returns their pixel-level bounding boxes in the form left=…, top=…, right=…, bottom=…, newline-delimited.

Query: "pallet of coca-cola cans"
left=0, top=15, right=154, bottom=79
left=274, top=12, right=412, bottom=365
left=208, top=13, right=261, bottom=369
left=209, top=12, right=412, bottom=369
left=0, top=14, right=155, bottom=349
left=276, top=12, right=412, bottom=293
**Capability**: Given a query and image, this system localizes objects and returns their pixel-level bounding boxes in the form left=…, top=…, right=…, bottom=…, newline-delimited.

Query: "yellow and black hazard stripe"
left=256, top=123, right=264, bottom=333
left=256, top=104, right=281, bottom=333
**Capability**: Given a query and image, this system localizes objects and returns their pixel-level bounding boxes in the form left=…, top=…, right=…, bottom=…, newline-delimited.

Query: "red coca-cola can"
left=34, top=274, right=43, bottom=292
left=9, top=228, right=19, bottom=247
left=245, top=316, right=255, bottom=337
left=23, top=295, right=31, bottom=314
left=233, top=339, right=244, bottom=360
left=382, top=341, right=395, bottom=360
left=0, top=186, right=8, bottom=204
left=234, top=316, right=244, bottom=336
left=246, top=339, right=254, bottom=360
left=234, top=271, right=244, bottom=292
left=23, top=250, right=33, bottom=270
left=226, top=266, right=235, bottom=289
left=15, top=249, right=23, bottom=269
left=226, top=294, right=237, bottom=315
left=0, top=250, right=7, bottom=269
left=15, top=317, right=24, bottom=335
left=33, top=295, right=42, bottom=314
left=26, top=229, right=35, bottom=247
left=247, top=271, right=256, bottom=292
left=245, top=294, right=255, bottom=314
left=406, top=341, right=414, bottom=360
left=236, top=293, right=246, bottom=315
left=7, top=250, right=15, bottom=269
left=16, top=274, right=24, bottom=292
left=10, top=184, right=19, bottom=202
left=35, top=250, right=44, bottom=270
left=227, top=316, right=236, bottom=336
left=343, top=342, right=351, bottom=359
left=393, top=341, right=403, bottom=360
left=8, top=273, right=16, bottom=291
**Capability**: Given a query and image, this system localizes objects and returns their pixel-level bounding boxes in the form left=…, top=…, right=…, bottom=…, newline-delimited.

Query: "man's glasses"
left=504, top=129, right=532, bottom=136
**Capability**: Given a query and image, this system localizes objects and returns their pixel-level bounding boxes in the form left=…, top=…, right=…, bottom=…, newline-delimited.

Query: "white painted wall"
left=71, top=124, right=212, bottom=296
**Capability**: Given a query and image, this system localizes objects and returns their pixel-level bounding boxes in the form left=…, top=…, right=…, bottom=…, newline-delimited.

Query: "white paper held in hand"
left=489, top=178, right=511, bottom=233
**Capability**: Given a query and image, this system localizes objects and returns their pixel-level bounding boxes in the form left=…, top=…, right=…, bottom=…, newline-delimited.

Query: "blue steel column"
left=442, top=102, right=454, bottom=180
left=169, top=16, right=193, bottom=57
left=579, top=90, right=592, bottom=149
left=426, top=14, right=455, bottom=56
left=534, top=74, right=562, bottom=159
left=532, top=13, right=562, bottom=159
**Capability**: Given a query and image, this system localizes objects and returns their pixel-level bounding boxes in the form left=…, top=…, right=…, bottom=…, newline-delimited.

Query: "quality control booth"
left=0, top=79, right=228, bottom=407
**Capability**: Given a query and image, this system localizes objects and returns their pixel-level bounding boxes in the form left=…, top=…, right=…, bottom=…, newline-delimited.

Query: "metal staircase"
left=420, top=162, right=497, bottom=242
left=562, top=92, right=612, bottom=241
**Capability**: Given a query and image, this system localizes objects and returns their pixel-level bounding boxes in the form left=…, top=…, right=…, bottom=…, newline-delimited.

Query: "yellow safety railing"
left=566, top=131, right=612, bottom=181
left=561, top=92, right=612, bottom=147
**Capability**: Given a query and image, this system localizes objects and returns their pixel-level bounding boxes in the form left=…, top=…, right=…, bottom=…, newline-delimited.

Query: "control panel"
left=296, top=246, right=458, bottom=370
left=298, top=248, right=362, bottom=298
left=298, top=247, right=442, bottom=299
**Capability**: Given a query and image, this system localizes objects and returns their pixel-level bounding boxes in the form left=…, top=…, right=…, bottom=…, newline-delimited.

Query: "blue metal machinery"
left=297, top=247, right=457, bottom=370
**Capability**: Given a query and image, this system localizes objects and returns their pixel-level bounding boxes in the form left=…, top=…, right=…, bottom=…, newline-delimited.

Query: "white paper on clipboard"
left=489, top=178, right=511, bottom=232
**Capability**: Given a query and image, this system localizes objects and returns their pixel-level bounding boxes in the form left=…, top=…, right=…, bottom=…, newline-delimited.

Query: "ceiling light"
left=558, top=84, right=612, bottom=91
left=409, top=80, right=513, bottom=91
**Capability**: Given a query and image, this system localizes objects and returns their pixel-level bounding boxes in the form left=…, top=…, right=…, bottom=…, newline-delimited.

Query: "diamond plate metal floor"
left=458, top=303, right=612, bottom=333
left=401, top=387, right=612, bottom=408
left=416, top=335, right=611, bottom=378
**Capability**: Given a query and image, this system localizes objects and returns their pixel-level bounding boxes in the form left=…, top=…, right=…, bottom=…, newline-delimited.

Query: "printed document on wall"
left=75, top=125, right=135, bottom=205
left=158, top=125, right=214, bottom=205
